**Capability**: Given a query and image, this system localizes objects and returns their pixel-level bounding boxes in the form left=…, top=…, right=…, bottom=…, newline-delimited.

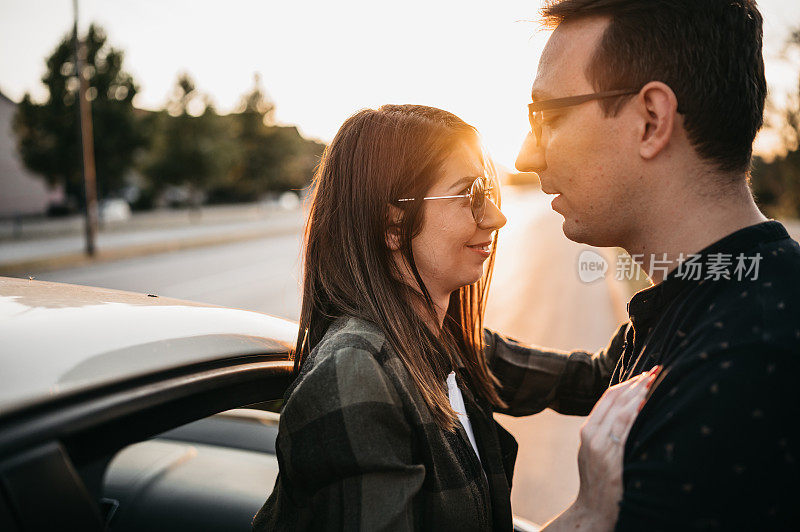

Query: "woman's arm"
left=484, top=322, right=628, bottom=416
left=540, top=367, right=659, bottom=531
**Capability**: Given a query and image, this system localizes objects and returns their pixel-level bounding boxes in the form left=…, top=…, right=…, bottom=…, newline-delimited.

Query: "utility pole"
left=73, top=0, right=98, bottom=256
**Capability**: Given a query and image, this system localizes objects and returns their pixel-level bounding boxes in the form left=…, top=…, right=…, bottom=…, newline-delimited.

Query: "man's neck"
left=623, top=181, right=768, bottom=284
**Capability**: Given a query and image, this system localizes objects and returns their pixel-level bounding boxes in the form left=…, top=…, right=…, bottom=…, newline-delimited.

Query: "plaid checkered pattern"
left=253, top=316, right=619, bottom=531
left=486, top=322, right=626, bottom=417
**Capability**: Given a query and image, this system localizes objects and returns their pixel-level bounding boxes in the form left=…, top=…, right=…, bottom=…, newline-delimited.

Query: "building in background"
left=0, top=91, right=62, bottom=218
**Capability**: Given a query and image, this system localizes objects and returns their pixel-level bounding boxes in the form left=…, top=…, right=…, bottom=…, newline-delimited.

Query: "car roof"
left=0, top=277, right=297, bottom=415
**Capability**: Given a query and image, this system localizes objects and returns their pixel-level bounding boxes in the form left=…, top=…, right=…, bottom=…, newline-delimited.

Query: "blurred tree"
left=209, top=74, right=324, bottom=202
left=141, top=73, right=228, bottom=207
left=751, top=26, right=800, bottom=218
left=13, top=24, right=144, bottom=207
left=266, top=125, right=326, bottom=192
left=224, top=74, right=280, bottom=200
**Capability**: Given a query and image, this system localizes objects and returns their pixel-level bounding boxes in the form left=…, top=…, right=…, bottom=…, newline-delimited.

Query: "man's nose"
left=480, top=197, right=507, bottom=231
left=515, top=132, right=546, bottom=173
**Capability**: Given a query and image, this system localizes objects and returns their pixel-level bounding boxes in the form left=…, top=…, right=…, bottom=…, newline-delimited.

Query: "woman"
left=253, top=105, right=654, bottom=531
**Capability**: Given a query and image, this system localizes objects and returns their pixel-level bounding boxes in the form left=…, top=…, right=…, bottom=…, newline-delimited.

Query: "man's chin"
left=561, top=220, right=587, bottom=244
left=561, top=218, right=601, bottom=246
left=562, top=220, right=622, bottom=248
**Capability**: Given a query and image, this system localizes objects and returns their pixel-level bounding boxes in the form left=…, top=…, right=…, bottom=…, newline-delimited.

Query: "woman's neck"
left=409, top=289, right=449, bottom=334
left=431, top=293, right=450, bottom=330
left=393, top=254, right=451, bottom=332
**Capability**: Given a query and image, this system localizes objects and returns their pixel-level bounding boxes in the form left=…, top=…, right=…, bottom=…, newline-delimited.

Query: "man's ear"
left=636, top=81, right=678, bottom=161
left=385, top=204, right=404, bottom=251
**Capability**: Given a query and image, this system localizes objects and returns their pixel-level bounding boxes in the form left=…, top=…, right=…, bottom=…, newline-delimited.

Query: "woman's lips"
left=466, top=241, right=491, bottom=258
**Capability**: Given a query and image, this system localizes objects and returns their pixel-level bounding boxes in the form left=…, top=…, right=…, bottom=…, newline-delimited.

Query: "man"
left=489, top=0, right=799, bottom=529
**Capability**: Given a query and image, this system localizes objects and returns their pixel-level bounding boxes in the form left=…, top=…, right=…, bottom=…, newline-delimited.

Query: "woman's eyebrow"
left=449, top=175, right=482, bottom=192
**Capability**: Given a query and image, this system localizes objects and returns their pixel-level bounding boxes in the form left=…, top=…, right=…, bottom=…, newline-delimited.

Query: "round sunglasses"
left=397, top=175, right=498, bottom=224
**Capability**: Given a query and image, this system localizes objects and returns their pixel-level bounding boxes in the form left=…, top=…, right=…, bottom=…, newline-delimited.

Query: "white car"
left=0, top=277, right=539, bottom=531
left=99, top=199, right=132, bottom=223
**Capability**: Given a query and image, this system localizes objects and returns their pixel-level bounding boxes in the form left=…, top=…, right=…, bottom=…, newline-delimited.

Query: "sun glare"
left=0, top=0, right=798, bottom=168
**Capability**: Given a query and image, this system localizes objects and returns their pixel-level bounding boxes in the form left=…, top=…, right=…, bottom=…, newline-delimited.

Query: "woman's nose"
left=480, top=196, right=507, bottom=231
left=515, top=132, right=547, bottom=173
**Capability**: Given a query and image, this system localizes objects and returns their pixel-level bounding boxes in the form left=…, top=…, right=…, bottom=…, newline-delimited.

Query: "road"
left=28, top=230, right=304, bottom=320
left=26, top=187, right=628, bottom=525
left=0, top=207, right=302, bottom=266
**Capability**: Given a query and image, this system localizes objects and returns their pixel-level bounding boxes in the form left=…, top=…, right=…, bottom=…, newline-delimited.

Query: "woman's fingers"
left=595, top=366, right=661, bottom=447
left=582, top=367, right=659, bottom=442
left=572, top=366, right=662, bottom=523
left=583, top=372, right=645, bottom=430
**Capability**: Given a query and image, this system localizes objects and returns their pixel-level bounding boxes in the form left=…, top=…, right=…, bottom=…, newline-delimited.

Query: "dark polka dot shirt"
left=611, top=221, right=800, bottom=530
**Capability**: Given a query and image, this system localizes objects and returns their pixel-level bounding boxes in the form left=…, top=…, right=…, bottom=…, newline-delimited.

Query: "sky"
left=1, top=0, right=799, bottom=168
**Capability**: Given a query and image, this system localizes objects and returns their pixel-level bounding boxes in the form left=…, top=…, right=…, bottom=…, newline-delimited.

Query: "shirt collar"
left=627, top=220, right=789, bottom=328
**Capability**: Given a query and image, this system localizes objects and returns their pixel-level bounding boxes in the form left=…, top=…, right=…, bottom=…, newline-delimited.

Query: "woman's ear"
left=385, top=204, right=404, bottom=251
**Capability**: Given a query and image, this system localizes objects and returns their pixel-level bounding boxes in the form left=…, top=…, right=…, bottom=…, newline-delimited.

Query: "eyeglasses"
left=528, top=88, right=640, bottom=146
left=397, top=175, right=498, bottom=224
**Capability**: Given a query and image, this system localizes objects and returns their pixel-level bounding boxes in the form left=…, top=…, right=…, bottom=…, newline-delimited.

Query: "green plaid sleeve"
left=484, top=322, right=627, bottom=417
left=271, top=342, right=425, bottom=530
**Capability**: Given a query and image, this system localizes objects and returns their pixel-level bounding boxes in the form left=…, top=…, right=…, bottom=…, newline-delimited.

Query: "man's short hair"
left=542, top=0, right=766, bottom=174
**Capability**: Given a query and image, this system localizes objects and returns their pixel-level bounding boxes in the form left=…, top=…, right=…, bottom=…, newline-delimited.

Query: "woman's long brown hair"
left=294, top=104, right=506, bottom=431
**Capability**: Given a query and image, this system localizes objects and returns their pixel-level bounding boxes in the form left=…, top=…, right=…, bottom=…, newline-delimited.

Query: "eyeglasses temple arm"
left=397, top=194, right=470, bottom=202
left=530, top=88, right=639, bottom=112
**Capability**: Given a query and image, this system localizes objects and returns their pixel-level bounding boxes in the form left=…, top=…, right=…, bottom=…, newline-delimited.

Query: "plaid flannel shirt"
left=253, top=316, right=622, bottom=531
